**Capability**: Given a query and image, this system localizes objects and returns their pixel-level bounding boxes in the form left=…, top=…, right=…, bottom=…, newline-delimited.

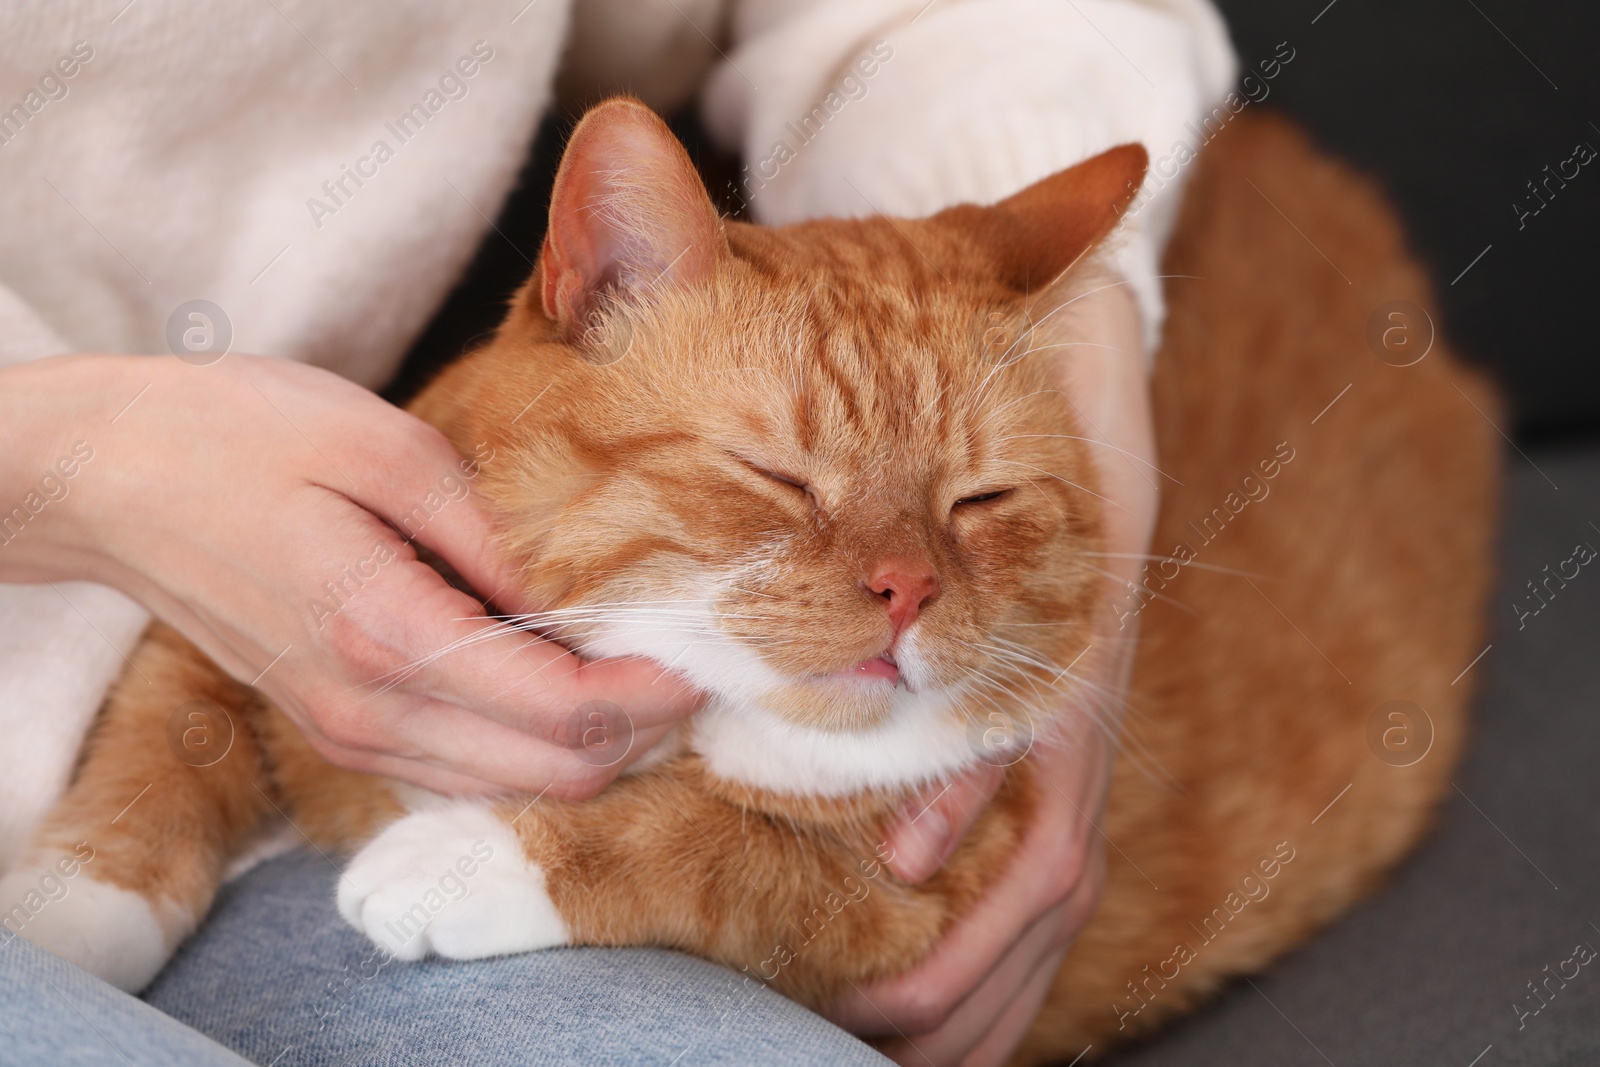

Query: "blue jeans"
left=1, top=852, right=890, bottom=1065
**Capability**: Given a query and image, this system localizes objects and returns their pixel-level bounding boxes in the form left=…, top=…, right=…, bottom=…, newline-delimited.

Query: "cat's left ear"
left=539, top=96, right=727, bottom=340
left=954, top=143, right=1149, bottom=291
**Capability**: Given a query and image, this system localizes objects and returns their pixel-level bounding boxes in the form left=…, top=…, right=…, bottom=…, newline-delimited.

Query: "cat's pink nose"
left=866, top=562, right=941, bottom=638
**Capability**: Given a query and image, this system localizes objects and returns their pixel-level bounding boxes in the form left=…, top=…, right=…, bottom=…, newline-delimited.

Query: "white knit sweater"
left=0, top=0, right=1234, bottom=868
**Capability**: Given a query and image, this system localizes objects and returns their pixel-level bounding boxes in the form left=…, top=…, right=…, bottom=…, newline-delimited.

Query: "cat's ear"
left=970, top=144, right=1149, bottom=290
left=539, top=97, right=726, bottom=340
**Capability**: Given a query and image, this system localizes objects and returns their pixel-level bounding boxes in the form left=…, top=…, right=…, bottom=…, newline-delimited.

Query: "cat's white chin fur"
left=0, top=868, right=171, bottom=992
left=579, top=591, right=986, bottom=795
left=338, top=803, right=567, bottom=962
left=690, top=690, right=981, bottom=796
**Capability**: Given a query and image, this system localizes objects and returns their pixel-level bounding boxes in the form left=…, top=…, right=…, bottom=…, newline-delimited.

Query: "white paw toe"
left=338, top=802, right=567, bottom=962
left=0, top=867, right=171, bottom=992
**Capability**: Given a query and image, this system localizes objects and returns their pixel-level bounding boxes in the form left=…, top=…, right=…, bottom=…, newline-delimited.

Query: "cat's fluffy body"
left=1, top=101, right=1498, bottom=1063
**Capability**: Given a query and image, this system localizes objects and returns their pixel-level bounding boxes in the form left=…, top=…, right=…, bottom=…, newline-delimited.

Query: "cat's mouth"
left=822, top=653, right=904, bottom=689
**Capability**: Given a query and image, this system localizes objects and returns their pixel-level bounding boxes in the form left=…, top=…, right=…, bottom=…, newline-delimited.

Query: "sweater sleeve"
left=701, top=0, right=1237, bottom=358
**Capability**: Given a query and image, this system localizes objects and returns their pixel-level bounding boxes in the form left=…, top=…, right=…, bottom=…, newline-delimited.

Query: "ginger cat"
left=0, top=98, right=1498, bottom=1063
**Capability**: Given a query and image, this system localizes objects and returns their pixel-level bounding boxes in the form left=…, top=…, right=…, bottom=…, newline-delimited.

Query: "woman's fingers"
left=873, top=845, right=1105, bottom=1067
left=385, top=702, right=678, bottom=798
left=952, top=948, right=1070, bottom=1067
left=285, top=555, right=696, bottom=790
left=882, top=763, right=1006, bottom=883
left=318, top=558, right=703, bottom=724
left=831, top=740, right=1101, bottom=1038
left=876, top=902, right=1070, bottom=1065
left=334, top=412, right=532, bottom=614
left=221, top=357, right=521, bottom=615
left=284, top=651, right=684, bottom=797
left=295, top=736, right=511, bottom=797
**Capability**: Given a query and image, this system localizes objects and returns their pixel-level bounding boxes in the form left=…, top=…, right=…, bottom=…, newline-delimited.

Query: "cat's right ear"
left=954, top=143, right=1150, bottom=292
left=538, top=97, right=727, bottom=341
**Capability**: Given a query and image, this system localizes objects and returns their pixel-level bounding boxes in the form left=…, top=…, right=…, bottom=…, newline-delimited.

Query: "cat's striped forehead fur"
left=428, top=98, right=1145, bottom=743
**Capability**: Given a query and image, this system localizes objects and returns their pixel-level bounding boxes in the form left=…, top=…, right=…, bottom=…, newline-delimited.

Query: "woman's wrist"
left=0, top=353, right=154, bottom=586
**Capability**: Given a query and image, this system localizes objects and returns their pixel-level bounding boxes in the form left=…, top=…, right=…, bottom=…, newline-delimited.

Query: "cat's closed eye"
left=954, top=489, right=1012, bottom=507
left=730, top=453, right=813, bottom=498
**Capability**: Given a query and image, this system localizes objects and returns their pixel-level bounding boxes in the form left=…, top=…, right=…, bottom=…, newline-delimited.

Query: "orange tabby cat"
left=0, top=98, right=1498, bottom=1063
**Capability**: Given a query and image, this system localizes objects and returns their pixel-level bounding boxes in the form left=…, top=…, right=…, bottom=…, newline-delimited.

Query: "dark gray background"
left=1213, top=0, right=1599, bottom=442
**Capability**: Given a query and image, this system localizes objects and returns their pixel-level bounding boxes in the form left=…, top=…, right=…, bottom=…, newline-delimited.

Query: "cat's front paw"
left=0, top=865, right=173, bottom=992
left=337, top=802, right=567, bottom=961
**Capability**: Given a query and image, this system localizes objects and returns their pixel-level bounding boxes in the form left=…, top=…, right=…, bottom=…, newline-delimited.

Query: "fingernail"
left=893, top=801, right=951, bottom=883
left=936, top=816, right=963, bottom=867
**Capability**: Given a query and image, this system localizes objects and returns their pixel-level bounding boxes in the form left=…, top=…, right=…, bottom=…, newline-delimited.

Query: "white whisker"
left=999, top=433, right=1183, bottom=485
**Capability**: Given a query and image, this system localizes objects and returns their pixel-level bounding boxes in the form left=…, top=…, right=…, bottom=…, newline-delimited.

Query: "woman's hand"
left=0, top=352, right=703, bottom=797
left=830, top=282, right=1158, bottom=1065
